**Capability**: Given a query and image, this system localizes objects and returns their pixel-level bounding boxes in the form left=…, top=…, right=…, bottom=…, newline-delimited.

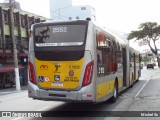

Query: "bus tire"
left=130, top=74, right=134, bottom=88
left=130, top=82, right=133, bottom=88
left=110, top=81, right=118, bottom=103
left=136, top=79, right=139, bottom=82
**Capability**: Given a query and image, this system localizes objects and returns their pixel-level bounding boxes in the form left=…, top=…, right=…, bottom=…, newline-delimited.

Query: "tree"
left=128, top=22, right=160, bottom=67
left=9, top=0, right=21, bottom=90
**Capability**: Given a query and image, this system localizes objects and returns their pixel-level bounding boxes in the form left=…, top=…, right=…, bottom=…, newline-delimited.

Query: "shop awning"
left=0, top=64, right=26, bottom=73
left=0, top=53, right=28, bottom=57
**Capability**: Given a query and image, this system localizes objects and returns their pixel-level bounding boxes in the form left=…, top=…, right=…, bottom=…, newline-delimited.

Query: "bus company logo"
left=55, top=64, right=61, bottom=72
left=40, top=65, right=48, bottom=70
left=69, top=70, right=74, bottom=76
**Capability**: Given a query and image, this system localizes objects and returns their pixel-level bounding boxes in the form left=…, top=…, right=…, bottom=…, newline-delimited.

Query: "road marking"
left=134, top=79, right=150, bottom=99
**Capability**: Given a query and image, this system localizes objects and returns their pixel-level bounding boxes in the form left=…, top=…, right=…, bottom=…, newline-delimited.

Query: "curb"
left=0, top=86, right=28, bottom=96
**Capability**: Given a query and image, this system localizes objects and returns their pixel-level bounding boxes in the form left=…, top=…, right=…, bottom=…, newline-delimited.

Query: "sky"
left=0, top=0, right=160, bottom=51
left=1, top=0, right=160, bottom=33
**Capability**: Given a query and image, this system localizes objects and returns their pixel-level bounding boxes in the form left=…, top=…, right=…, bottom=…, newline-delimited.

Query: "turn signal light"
left=28, top=62, right=36, bottom=85
left=82, top=61, right=94, bottom=87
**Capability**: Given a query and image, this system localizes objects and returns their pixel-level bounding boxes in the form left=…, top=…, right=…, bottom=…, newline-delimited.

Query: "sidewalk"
left=0, top=85, right=28, bottom=96
left=129, top=66, right=160, bottom=111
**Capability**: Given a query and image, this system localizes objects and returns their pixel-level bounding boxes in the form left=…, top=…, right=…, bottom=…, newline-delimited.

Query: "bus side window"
left=97, top=49, right=102, bottom=64
left=105, top=49, right=109, bottom=74
left=117, top=45, right=122, bottom=68
left=113, top=51, right=117, bottom=71
left=113, top=41, right=117, bottom=72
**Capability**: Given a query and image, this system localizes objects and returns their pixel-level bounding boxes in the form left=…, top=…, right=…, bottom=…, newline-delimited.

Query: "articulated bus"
left=28, top=20, right=141, bottom=103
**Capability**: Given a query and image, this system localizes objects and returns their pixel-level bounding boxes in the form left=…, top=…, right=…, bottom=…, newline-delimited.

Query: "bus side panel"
left=135, top=54, right=141, bottom=80
left=28, top=36, right=39, bottom=98
left=117, top=45, right=123, bottom=92
left=96, top=78, right=115, bottom=102
left=94, top=27, right=124, bottom=102
left=81, top=22, right=97, bottom=102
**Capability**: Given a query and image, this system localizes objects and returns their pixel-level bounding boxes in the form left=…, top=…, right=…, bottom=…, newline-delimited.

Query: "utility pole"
left=9, top=0, right=21, bottom=90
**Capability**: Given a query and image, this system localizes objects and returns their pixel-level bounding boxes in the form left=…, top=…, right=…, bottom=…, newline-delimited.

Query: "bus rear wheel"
left=110, top=81, right=118, bottom=103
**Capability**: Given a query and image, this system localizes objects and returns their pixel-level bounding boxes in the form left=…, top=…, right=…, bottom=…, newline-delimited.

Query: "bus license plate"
left=52, top=82, right=64, bottom=86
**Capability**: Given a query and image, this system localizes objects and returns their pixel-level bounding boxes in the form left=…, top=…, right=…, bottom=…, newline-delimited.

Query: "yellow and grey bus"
left=28, top=20, right=141, bottom=103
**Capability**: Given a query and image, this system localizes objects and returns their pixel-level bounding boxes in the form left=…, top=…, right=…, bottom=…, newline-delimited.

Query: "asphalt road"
left=0, top=66, right=160, bottom=120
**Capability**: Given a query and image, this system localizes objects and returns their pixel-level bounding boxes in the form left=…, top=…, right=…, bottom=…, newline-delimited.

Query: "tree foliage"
left=128, top=22, right=160, bottom=66
left=128, top=22, right=160, bottom=54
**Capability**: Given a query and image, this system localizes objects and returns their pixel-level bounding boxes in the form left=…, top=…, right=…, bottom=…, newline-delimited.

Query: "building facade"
left=0, top=4, right=47, bottom=89
left=50, top=0, right=96, bottom=21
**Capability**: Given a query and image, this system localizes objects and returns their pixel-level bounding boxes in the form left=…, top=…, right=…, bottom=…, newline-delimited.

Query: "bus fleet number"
left=98, top=67, right=105, bottom=75
left=53, top=27, right=67, bottom=33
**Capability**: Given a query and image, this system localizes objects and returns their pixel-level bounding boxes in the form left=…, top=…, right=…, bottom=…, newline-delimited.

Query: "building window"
left=21, top=38, right=28, bottom=49
left=14, top=14, right=18, bottom=25
left=81, top=7, right=86, bottom=10
left=21, top=16, right=26, bottom=27
left=5, top=36, right=12, bottom=49
left=3, top=12, right=9, bottom=23
left=76, top=16, right=79, bottom=20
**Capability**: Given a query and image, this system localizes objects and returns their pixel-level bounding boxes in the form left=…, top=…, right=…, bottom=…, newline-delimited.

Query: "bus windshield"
left=34, top=25, right=86, bottom=47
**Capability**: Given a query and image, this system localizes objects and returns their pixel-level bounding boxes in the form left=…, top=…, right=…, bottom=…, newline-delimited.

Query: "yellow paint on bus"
left=35, top=58, right=84, bottom=89
left=118, top=77, right=122, bottom=89
left=96, top=80, right=115, bottom=100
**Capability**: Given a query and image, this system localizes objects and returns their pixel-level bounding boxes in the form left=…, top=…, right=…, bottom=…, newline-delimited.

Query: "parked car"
left=147, top=63, right=154, bottom=69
